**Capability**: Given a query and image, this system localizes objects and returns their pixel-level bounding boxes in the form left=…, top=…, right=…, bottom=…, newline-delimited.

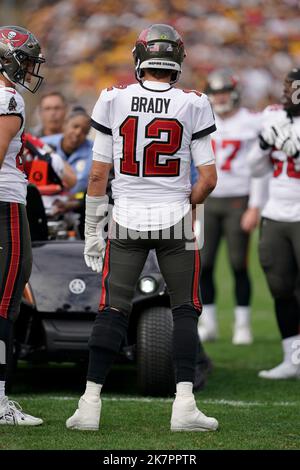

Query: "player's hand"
left=277, top=127, right=300, bottom=157
left=84, top=194, right=109, bottom=273
left=259, top=126, right=277, bottom=149
left=240, top=207, right=260, bottom=233
left=84, top=232, right=106, bottom=273
left=259, top=118, right=291, bottom=150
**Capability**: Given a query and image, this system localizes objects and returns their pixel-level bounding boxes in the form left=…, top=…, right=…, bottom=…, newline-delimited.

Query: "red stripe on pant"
left=193, top=241, right=202, bottom=311
left=0, top=203, right=20, bottom=318
left=99, top=240, right=111, bottom=311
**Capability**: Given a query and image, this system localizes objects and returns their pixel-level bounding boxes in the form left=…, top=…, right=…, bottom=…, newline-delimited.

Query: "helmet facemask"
left=1, top=50, right=45, bottom=93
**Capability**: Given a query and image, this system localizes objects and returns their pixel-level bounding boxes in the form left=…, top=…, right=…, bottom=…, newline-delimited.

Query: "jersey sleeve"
left=191, top=134, right=215, bottom=167
left=0, top=89, right=25, bottom=128
left=92, top=131, right=113, bottom=163
left=191, top=93, right=216, bottom=140
left=91, top=87, right=117, bottom=136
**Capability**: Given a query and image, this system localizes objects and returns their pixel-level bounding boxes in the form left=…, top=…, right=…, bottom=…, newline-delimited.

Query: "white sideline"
left=12, top=396, right=300, bottom=407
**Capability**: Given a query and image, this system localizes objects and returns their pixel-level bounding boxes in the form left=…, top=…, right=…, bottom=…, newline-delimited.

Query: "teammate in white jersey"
left=0, top=26, right=46, bottom=425
left=67, top=24, right=219, bottom=432
left=194, top=69, right=265, bottom=345
left=248, top=68, right=300, bottom=379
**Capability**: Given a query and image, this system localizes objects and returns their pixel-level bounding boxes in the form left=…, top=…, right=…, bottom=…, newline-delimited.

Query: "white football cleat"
left=258, top=362, right=300, bottom=380
left=198, top=324, right=218, bottom=342
left=259, top=335, right=300, bottom=379
left=170, top=397, right=218, bottom=432
left=0, top=396, right=43, bottom=426
left=198, top=305, right=218, bottom=342
left=233, top=307, right=253, bottom=345
left=232, top=325, right=253, bottom=345
left=66, top=396, right=101, bottom=430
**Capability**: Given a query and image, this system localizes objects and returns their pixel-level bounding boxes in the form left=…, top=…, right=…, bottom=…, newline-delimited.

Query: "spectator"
left=42, top=107, right=93, bottom=194
left=25, top=0, right=300, bottom=117
left=31, top=91, right=68, bottom=137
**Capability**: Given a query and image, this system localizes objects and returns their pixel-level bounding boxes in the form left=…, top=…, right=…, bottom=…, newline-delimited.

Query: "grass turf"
left=1, top=233, right=300, bottom=450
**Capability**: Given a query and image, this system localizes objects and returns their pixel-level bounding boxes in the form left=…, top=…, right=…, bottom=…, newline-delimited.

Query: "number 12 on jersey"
left=120, top=116, right=183, bottom=177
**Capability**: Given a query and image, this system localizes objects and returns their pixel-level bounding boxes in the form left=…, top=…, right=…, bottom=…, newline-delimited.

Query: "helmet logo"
left=0, top=29, right=28, bottom=48
left=8, top=31, right=16, bottom=40
left=160, top=34, right=168, bottom=39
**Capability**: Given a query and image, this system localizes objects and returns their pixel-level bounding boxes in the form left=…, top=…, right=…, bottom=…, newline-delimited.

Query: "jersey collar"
left=140, top=80, right=173, bottom=92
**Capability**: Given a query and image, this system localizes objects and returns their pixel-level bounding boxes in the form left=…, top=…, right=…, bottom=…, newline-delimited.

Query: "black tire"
left=137, top=306, right=175, bottom=396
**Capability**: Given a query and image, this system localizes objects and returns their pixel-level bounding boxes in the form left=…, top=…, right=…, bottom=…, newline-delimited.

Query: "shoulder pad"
left=182, top=88, right=203, bottom=98
left=100, top=84, right=129, bottom=102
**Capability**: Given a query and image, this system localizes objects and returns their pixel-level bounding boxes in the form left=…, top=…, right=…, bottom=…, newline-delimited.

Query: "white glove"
left=259, top=117, right=291, bottom=150
left=260, top=125, right=277, bottom=148
left=278, top=126, right=300, bottom=157
left=84, top=195, right=109, bottom=273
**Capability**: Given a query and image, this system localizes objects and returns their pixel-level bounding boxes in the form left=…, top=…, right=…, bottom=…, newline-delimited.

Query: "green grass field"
left=1, top=233, right=300, bottom=450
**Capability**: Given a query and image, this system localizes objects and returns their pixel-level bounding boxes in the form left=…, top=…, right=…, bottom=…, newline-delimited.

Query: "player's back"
left=92, top=80, right=215, bottom=230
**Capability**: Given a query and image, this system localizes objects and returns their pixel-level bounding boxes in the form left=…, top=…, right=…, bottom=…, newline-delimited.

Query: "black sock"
left=87, top=308, right=128, bottom=384
left=0, top=316, right=13, bottom=382
left=275, top=297, right=300, bottom=339
left=233, top=269, right=251, bottom=306
left=172, top=305, right=199, bottom=383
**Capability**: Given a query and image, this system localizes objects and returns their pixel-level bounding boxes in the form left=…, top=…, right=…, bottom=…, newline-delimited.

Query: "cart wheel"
left=137, top=306, right=175, bottom=396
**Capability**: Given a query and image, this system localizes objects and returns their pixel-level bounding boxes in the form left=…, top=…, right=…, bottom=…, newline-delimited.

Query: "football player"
left=195, top=69, right=266, bottom=345
left=0, top=26, right=45, bottom=424
left=66, top=24, right=219, bottom=432
left=248, top=68, right=300, bottom=379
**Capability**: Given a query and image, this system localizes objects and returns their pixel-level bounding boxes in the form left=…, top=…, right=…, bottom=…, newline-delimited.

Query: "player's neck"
left=143, top=73, right=171, bottom=83
left=0, top=75, right=15, bottom=89
left=218, top=108, right=239, bottom=120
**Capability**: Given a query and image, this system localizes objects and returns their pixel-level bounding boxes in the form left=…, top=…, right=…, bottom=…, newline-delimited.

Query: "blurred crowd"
left=25, top=0, right=300, bottom=113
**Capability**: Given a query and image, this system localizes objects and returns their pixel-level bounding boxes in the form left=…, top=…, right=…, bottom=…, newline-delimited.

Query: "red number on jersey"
left=143, top=118, right=182, bottom=176
left=212, top=139, right=241, bottom=171
left=119, top=116, right=140, bottom=175
left=270, top=156, right=284, bottom=177
left=270, top=155, right=300, bottom=179
left=287, top=157, right=300, bottom=179
left=119, top=117, right=183, bottom=177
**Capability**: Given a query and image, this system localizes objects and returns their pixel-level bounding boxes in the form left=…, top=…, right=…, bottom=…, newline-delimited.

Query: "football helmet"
left=282, top=68, right=300, bottom=115
left=132, top=24, right=186, bottom=85
left=0, top=26, right=45, bottom=93
left=205, top=69, right=240, bottom=115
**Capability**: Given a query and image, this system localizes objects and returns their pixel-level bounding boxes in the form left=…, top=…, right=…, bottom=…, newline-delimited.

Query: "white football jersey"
left=211, top=107, right=263, bottom=198
left=0, top=86, right=26, bottom=204
left=260, top=105, right=300, bottom=222
left=92, top=81, right=216, bottom=230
